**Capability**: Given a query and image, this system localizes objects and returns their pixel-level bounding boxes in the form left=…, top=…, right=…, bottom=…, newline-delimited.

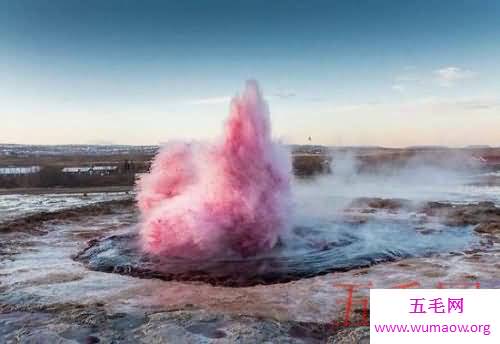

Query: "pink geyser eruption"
left=136, top=80, right=291, bottom=258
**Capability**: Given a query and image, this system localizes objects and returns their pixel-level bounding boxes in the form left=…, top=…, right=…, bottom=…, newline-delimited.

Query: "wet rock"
left=138, top=310, right=337, bottom=343
left=474, top=222, right=500, bottom=234
left=339, top=215, right=369, bottom=225
left=84, top=336, right=100, bottom=344
left=346, top=199, right=500, bottom=236
left=348, top=197, right=413, bottom=211
left=293, top=154, right=331, bottom=177
left=288, top=322, right=335, bottom=342
left=17, top=331, right=73, bottom=344
left=421, top=201, right=500, bottom=226
left=59, top=326, right=96, bottom=342
left=328, top=327, right=370, bottom=344
left=0, top=312, right=51, bottom=338
left=0, top=311, right=89, bottom=344
left=0, top=302, right=152, bottom=343
left=415, top=228, right=437, bottom=235
left=185, top=323, right=227, bottom=339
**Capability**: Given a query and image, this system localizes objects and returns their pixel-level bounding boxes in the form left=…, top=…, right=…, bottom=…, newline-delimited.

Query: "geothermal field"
left=1, top=83, right=499, bottom=343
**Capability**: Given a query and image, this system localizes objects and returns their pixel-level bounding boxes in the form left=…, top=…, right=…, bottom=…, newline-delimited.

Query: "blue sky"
left=1, top=0, right=499, bottom=146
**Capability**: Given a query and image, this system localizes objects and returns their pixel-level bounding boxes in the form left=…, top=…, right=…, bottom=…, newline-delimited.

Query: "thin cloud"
left=434, top=66, right=476, bottom=87
left=455, top=98, right=500, bottom=110
left=328, top=96, right=500, bottom=114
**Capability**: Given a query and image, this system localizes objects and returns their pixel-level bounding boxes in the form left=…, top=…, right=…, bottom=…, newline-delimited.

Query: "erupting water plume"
left=136, top=80, right=291, bottom=258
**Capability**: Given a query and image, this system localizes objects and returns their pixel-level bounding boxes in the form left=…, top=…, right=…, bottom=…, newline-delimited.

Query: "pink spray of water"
left=136, top=80, right=291, bottom=258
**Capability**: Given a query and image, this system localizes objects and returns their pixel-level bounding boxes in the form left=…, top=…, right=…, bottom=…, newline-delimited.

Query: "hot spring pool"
left=75, top=219, right=479, bottom=287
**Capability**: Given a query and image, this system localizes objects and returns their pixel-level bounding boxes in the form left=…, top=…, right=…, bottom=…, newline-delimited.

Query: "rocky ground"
left=0, top=196, right=499, bottom=343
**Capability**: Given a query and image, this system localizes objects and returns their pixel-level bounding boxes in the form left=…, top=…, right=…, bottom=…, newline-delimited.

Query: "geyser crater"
left=74, top=219, right=478, bottom=287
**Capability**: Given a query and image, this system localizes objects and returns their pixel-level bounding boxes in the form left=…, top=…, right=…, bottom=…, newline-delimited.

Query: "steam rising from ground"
left=137, top=81, right=291, bottom=258
left=291, top=150, right=484, bottom=255
left=294, top=149, right=482, bottom=215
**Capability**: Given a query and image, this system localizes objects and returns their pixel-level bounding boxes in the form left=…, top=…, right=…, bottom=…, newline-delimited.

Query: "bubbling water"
left=136, top=80, right=291, bottom=258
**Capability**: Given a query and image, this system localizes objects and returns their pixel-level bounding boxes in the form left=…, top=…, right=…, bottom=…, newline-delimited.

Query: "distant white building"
left=61, top=166, right=117, bottom=175
left=61, top=167, right=92, bottom=173
left=0, top=166, right=41, bottom=175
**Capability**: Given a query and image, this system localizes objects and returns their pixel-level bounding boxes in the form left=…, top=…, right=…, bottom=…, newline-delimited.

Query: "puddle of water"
left=0, top=192, right=131, bottom=223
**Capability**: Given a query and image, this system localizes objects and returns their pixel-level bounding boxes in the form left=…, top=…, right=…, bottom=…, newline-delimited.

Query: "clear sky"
left=1, top=0, right=499, bottom=147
